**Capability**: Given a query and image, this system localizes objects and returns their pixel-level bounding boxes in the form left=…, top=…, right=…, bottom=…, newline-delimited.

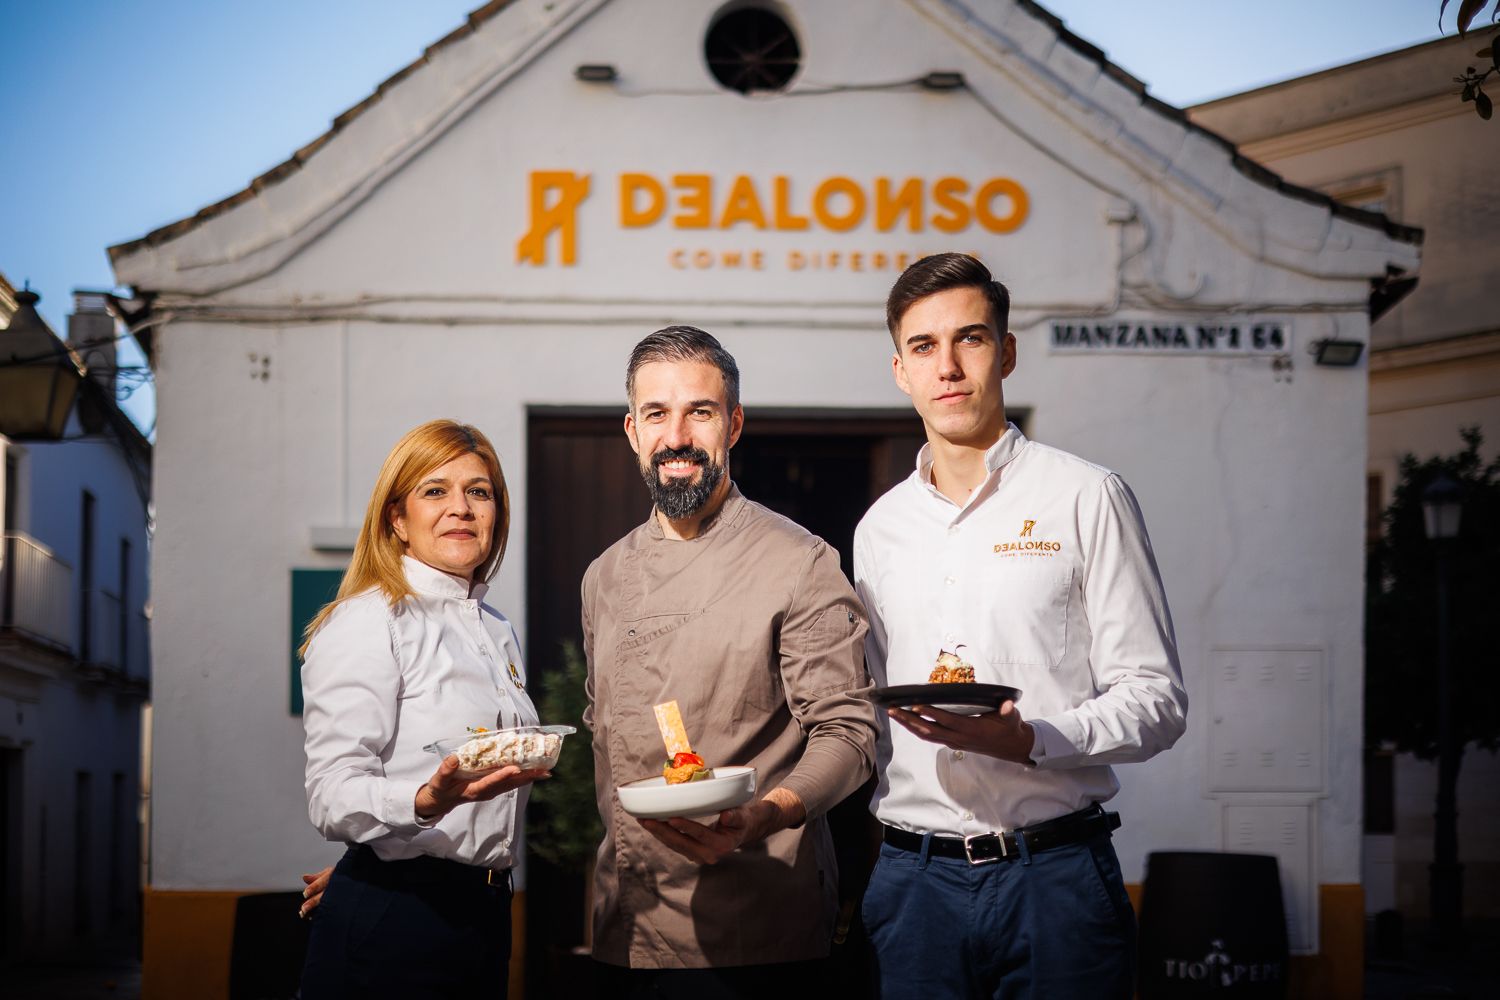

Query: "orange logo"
left=517, top=171, right=592, bottom=266
left=1020, top=519, right=1036, bottom=537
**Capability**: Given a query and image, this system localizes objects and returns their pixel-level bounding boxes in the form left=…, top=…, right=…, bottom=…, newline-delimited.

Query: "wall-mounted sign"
left=515, top=170, right=1031, bottom=269
left=1048, top=319, right=1291, bottom=356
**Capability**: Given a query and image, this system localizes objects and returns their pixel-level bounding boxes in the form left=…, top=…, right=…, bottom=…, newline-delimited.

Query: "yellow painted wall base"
left=1125, top=882, right=1365, bottom=1000
left=1289, top=885, right=1364, bottom=1000
left=141, top=886, right=528, bottom=1000
left=142, top=889, right=240, bottom=1000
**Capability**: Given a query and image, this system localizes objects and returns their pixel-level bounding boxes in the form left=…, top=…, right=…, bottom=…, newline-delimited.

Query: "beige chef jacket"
left=582, top=486, right=878, bottom=968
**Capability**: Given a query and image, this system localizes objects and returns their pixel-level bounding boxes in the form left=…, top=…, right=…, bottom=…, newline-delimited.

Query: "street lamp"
left=0, top=288, right=86, bottom=440
left=1420, top=472, right=1463, bottom=944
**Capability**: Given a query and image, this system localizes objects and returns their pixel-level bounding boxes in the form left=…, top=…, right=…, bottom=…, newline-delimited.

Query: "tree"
left=1366, top=426, right=1500, bottom=756
left=525, top=639, right=603, bottom=870
left=1367, top=427, right=1498, bottom=937
left=1441, top=0, right=1500, bottom=119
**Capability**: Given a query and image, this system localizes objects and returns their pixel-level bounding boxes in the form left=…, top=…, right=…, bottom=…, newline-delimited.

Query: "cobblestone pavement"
left=1363, top=918, right=1500, bottom=999
left=6, top=960, right=141, bottom=1000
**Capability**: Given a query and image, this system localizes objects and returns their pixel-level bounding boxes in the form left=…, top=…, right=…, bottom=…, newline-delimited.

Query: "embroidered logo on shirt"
left=994, top=520, right=1062, bottom=557
left=507, top=660, right=525, bottom=690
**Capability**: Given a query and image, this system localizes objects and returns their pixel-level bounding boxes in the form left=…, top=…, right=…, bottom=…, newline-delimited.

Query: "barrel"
left=1137, top=851, right=1289, bottom=998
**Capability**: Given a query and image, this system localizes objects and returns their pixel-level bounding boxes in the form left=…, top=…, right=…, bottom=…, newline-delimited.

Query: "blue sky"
left=0, top=1, right=1449, bottom=434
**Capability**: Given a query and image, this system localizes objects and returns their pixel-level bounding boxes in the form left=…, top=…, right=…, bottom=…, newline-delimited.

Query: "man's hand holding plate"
left=888, top=699, right=1036, bottom=766
left=637, top=786, right=806, bottom=865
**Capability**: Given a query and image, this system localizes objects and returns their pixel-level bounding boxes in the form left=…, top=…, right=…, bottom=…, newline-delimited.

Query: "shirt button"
left=954, top=750, right=965, bottom=760
left=627, top=628, right=636, bottom=637
left=944, top=634, right=955, bottom=645
left=479, top=646, right=489, bottom=656
left=944, top=576, right=956, bottom=586
left=963, top=810, right=974, bottom=821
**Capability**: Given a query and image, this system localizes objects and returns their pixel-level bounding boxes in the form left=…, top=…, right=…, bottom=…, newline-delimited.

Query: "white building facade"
left=0, top=284, right=152, bottom=963
left=109, top=2, right=1420, bottom=997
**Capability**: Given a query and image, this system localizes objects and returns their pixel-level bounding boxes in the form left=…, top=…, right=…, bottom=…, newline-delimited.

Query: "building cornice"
left=1369, top=328, right=1500, bottom=374
left=1231, top=94, right=1471, bottom=164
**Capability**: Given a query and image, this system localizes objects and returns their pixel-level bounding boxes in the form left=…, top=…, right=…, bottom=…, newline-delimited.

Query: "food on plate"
left=455, top=726, right=563, bottom=772
left=928, top=647, right=976, bottom=684
left=663, top=751, right=711, bottom=784
left=654, top=700, right=714, bottom=785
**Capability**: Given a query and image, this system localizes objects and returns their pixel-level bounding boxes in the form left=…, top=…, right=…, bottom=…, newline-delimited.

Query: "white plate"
left=616, top=765, right=757, bottom=820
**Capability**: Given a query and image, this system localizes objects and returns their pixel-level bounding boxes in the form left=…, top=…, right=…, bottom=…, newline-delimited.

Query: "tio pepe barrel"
left=1137, top=851, right=1289, bottom=997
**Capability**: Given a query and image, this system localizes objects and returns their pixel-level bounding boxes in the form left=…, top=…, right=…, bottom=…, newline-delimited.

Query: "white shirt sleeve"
left=1030, top=473, right=1188, bottom=768
left=302, top=596, right=428, bottom=841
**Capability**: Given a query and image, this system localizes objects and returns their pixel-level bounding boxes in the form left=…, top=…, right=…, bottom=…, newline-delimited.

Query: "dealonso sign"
left=516, top=170, right=1032, bottom=270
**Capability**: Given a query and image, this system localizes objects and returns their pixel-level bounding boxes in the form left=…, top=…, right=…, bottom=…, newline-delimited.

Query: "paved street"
left=5, top=921, right=1497, bottom=999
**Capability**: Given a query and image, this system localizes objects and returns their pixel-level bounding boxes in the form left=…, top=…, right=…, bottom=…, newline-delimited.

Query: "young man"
left=582, top=326, right=878, bottom=997
left=854, top=254, right=1188, bottom=997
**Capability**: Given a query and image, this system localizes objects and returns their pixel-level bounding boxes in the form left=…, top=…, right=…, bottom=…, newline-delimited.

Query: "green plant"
left=526, top=639, right=604, bottom=869
left=1441, top=0, right=1500, bottom=119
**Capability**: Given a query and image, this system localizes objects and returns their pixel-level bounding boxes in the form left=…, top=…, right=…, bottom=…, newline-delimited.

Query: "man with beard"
left=582, top=325, right=878, bottom=997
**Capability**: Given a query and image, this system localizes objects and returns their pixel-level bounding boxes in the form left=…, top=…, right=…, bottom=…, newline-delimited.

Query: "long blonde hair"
left=299, top=420, right=510, bottom=657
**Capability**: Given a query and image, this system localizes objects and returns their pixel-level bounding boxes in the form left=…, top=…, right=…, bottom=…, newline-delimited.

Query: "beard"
left=641, top=445, right=726, bottom=520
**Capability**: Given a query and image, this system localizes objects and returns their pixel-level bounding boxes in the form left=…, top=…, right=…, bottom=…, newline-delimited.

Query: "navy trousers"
left=862, top=833, right=1135, bottom=999
left=300, top=845, right=512, bottom=999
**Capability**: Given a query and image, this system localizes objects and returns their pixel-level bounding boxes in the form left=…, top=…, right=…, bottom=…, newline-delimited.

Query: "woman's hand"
left=414, top=754, right=551, bottom=821
left=299, top=866, right=333, bottom=919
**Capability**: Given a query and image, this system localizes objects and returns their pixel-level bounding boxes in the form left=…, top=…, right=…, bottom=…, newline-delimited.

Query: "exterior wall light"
left=0, top=288, right=86, bottom=440
left=575, top=64, right=618, bottom=83
left=1311, top=338, right=1364, bottom=367
left=920, top=71, right=965, bottom=91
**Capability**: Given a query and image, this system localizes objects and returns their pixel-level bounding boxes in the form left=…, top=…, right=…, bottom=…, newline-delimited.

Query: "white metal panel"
left=1223, top=802, right=1318, bottom=953
left=1208, top=647, right=1325, bottom=794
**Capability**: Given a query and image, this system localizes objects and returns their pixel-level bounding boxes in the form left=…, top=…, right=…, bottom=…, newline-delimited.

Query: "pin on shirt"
left=507, top=660, right=525, bottom=690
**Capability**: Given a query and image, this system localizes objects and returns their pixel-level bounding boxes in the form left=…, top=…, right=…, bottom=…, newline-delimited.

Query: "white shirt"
left=853, top=424, right=1187, bottom=837
left=302, top=555, right=539, bottom=868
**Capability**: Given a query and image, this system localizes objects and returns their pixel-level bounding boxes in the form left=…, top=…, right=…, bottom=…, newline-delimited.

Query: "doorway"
left=524, top=409, right=926, bottom=674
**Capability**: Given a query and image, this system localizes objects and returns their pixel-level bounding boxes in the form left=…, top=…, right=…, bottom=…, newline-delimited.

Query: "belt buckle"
left=963, top=831, right=1007, bottom=865
left=487, top=869, right=507, bottom=888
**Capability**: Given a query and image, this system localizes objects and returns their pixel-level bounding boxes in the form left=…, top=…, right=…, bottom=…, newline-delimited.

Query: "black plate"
left=870, top=683, right=1022, bottom=714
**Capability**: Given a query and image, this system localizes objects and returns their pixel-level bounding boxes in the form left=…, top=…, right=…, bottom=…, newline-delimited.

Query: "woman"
left=298, top=419, right=547, bottom=998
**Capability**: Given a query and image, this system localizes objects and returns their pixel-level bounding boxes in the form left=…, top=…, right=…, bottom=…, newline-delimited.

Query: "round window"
left=704, top=6, right=801, bottom=94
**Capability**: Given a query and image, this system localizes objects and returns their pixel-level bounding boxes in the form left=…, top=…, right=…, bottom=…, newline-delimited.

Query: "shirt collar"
left=914, top=422, right=1029, bottom=484
left=402, top=554, right=487, bottom=602
left=643, top=482, right=746, bottom=541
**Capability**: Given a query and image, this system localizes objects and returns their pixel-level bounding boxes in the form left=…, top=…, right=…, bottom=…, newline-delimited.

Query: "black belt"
left=346, top=843, right=512, bottom=890
left=883, top=804, right=1121, bottom=865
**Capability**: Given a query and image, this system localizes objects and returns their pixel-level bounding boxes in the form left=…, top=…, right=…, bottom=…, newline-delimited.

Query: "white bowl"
left=616, top=765, right=757, bottom=820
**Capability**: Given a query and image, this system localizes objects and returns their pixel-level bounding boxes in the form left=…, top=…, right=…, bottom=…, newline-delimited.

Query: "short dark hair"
left=626, top=325, right=741, bottom=411
left=885, top=253, right=1010, bottom=344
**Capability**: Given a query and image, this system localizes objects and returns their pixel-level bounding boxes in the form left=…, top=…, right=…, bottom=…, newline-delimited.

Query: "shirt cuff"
left=384, top=777, right=435, bottom=832
left=1027, top=718, right=1077, bottom=769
